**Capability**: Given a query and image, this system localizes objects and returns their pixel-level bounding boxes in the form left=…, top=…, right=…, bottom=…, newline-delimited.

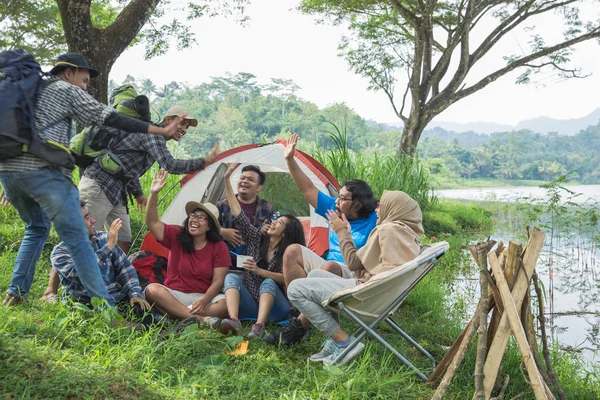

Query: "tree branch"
left=471, top=0, right=578, bottom=65
left=452, top=28, right=600, bottom=104
left=103, top=0, right=161, bottom=57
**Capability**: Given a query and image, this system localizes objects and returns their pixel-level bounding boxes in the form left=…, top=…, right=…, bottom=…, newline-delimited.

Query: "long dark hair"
left=256, top=214, right=305, bottom=270
left=343, top=179, right=378, bottom=219
left=177, top=210, right=224, bottom=253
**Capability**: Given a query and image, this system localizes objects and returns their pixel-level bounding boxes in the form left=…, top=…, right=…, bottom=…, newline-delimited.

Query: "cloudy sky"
left=110, top=0, right=600, bottom=126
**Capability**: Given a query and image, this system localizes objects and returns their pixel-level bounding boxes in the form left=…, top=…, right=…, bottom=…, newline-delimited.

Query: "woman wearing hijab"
left=286, top=190, right=424, bottom=365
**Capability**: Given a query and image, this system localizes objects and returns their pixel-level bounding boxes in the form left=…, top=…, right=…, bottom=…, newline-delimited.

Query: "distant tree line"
left=115, top=73, right=600, bottom=185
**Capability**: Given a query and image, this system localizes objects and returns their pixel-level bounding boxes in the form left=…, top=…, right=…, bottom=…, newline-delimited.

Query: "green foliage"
left=0, top=0, right=65, bottom=64
left=312, top=122, right=437, bottom=212
left=418, top=127, right=600, bottom=185
left=300, top=0, right=600, bottom=154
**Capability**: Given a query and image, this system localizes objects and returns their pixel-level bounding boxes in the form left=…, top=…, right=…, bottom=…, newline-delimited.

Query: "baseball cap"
left=165, top=106, right=198, bottom=127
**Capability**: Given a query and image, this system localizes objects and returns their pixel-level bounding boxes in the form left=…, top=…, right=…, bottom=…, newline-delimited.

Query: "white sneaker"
left=201, top=316, right=221, bottom=330
left=322, top=337, right=365, bottom=366
left=310, top=338, right=337, bottom=362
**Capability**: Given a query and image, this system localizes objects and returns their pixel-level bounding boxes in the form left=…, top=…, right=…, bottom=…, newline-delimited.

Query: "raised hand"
left=326, top=209, right=351, bottom=233
left=283, top=133, right=298, bottom=160
left=150, top=169, right=169, bottom=194
left=107, top=218, right=122, bottom=250
left=225, top=162, right=241, bottom=178
left=204, top=142, right=220, bottom=164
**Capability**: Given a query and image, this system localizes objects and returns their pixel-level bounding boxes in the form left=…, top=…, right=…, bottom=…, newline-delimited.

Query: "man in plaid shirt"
left=0, top=53, right=181, bottom=307
left=51, top=201, right=150, bottom=315
left=216, top=165, right=276, bottom=260
left=79, top=105, right=219, bottom=255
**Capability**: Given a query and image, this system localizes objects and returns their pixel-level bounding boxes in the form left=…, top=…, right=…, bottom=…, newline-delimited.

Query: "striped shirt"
left=51, top=232, right=143, bottom=304
left=234, top=212, right=285, bottom=302
left=83, top=132, right=206, bottom=206
left=0, top=77, right=114, bottom=178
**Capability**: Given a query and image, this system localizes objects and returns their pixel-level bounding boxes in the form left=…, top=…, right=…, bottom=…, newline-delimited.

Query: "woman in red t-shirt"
left=144, top=169, right=231, bottom=330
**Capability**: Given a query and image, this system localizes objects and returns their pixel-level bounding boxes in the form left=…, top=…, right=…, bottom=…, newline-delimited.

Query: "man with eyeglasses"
left=216, top=164, right=276, bottom=262
left=264, top=133, right=378, bottom=346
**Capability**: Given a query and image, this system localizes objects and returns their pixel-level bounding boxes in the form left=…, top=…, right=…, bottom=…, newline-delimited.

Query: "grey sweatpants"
left=287, top=269, right=357, bottom=337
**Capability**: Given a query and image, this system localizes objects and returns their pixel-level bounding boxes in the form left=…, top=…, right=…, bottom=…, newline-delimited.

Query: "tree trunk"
left=56, top=0, right=161, bottom=103
left=400, top=111, right=430, bottom=154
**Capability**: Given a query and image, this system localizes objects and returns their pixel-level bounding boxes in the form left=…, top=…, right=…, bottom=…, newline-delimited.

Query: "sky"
left=110, top=0, right=600, bottom=126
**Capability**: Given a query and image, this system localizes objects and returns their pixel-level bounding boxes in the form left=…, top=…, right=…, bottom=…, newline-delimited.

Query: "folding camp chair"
left=321, top=241, right=449, bottom=381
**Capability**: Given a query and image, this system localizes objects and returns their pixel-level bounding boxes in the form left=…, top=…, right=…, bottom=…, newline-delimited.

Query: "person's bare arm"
left=224, top=163, right=242, bottom=217
left=283, top=134, right=319, bottom=208
left=145, top=169, right=168, bottom=241
left=190, top=266, right=229, bottom=315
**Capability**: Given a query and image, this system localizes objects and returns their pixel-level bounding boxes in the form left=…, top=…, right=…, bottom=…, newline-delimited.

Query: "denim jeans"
left=0, top=167, right=115, bottom=306
left=223, top=273, right=290, bottom=322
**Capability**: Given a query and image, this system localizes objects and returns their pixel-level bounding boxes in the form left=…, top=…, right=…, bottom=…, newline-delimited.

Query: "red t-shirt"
left=160, top=224, right=231, bottom=293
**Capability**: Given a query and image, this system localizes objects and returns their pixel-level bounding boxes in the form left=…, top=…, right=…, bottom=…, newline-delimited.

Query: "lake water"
left=439, top=184, right=600, bottom=204
left=440, top=185, right=600, bottom=365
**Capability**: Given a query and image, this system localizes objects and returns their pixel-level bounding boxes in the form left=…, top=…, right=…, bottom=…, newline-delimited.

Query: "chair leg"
left=338, top=303, right=429, bottom=381
left=386, top=317, right=436, bottom=368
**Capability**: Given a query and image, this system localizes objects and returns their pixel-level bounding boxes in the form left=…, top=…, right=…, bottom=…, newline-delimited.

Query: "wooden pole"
left=482, top=228, right=545, bottom=399
left=533, top=272, right=566, bottom=400
left=431, top=301, right=481, bottom=400
left=475, top=244, right=491, bottom=399
left=430, top=241, right=496, bottom=384
left=489, top=251, right=551, bottom=400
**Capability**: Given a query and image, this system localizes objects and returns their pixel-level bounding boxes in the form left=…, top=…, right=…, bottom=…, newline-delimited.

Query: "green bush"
left=423, top=210, right=458, bottom=236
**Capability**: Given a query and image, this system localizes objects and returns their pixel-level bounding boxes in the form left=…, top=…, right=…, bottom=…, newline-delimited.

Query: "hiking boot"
left=322, top=337, right=365, bottom=366
left=220, top=318, right=242, bottom=335
left=264, top=317, right=308, bottom=346
left=310, top=338, right=337, bottom=362
left=248, top=323, right=265, bottom=339
left=200, top=316, right=221, bottom=330
left=2, top=293, right=23, bottom=307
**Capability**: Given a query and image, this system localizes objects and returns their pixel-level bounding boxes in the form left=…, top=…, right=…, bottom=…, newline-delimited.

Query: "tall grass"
left=313, top=123, right=437, bottom=212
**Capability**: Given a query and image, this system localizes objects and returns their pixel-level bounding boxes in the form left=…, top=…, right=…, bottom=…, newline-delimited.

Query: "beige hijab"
left=356, top=190, right=424, bottom=276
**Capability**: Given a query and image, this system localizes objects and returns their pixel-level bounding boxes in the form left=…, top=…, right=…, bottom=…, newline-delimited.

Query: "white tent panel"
left=161, top=143, right=330, bottom=228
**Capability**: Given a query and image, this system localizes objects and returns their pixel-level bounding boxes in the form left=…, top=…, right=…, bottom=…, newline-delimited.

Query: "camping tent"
left=140, top=139, right=340, bottom=259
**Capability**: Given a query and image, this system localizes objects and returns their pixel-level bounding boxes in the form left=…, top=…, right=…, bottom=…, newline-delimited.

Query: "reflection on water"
left=442, top=185, right=600, bottom=365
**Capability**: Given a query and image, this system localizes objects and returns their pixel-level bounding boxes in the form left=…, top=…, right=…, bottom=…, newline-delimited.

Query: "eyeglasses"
left=189, top=213, right=209, bottom=222
left=338, top=195, right=353, bottom=202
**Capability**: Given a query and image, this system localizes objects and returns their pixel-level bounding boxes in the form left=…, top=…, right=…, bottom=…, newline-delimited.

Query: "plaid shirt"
left=0, top=77, right=113, bottom=179
left=217, top=196, right=276, bottom=230
left=234, top=213, right=285, bottom=301
left=50, top=231, right=143, bottom=304
left=83, top=132, right=206, bottom=206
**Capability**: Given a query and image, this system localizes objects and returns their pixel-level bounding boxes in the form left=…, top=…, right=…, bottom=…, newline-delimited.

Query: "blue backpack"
left=0, top=49, right=74, bottom=168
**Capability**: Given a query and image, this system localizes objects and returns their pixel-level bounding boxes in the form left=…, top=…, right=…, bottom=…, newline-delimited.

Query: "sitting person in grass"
left=144, top=169, right=230, bottom=331
left=287, top=190, right=424, bottom=365
left=218, top=163, right=306, bottom=338
left=50, top=201, right=153, bottom=327
left=265, top=133, right=378, bottom=346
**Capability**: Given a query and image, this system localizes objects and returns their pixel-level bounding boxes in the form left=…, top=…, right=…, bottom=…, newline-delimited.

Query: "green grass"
left=436, top=177, right=554, bottom=190
left=1, top=160, right=598, bottom=399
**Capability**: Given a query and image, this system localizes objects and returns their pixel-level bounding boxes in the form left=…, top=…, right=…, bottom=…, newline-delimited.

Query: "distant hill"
left=382, top=107, right=600, bottom=135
